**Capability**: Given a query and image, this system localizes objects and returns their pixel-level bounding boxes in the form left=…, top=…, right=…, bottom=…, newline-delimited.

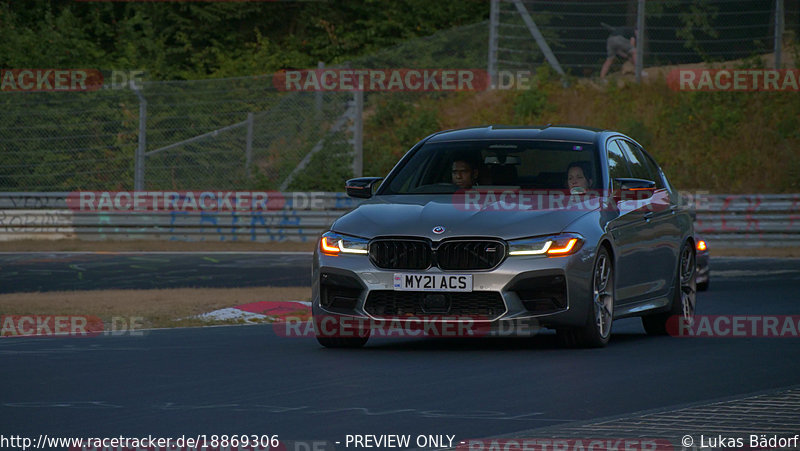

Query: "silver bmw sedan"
left=312, top=125, right=697, bottom=348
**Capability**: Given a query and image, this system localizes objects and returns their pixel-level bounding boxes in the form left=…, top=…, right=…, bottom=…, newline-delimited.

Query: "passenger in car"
left=567, top=161, right=593, bottom=193
left=451, top=159, right=480, bottom=189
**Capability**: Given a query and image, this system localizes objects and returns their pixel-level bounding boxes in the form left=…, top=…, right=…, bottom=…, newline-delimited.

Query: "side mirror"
left=345, top=177, right=383, bottom=199
left=614, top=178, right=656, bottom=201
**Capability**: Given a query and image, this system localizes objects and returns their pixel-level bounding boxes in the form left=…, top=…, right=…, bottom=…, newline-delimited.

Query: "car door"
left=637, top=146, right=684, bottom=294
left=616, top=139, right=677, bottom=301
left=604, top=139, right=647, bottom=305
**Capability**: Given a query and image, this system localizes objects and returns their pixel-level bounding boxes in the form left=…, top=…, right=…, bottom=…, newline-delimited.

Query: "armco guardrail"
left=0, top=192, right=358, bottom=243
left=0, top=192, right=798, bottom=247
left=693, top=194, right=800, bottom=247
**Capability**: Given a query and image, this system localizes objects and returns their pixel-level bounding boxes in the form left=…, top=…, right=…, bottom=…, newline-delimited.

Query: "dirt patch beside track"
left=0, top=286, right=311, bottom=329
left=0, top=239, right=315, bottom=253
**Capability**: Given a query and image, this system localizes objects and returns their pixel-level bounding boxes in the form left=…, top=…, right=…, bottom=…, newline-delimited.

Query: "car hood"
left=332, top=194, right=596, bottom=241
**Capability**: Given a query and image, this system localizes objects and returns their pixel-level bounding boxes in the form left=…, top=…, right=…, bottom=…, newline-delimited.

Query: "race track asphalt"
left=0, top=252, right=310, bottom=292
left=1, top=255, right=799, bottom=449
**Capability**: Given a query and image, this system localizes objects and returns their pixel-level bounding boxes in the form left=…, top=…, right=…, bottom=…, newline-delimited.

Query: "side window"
left=617, top=140, right=653, bottom=181
left=638, top=148, right=666, bottom=190
left=606, top=140, right=631, bottom=188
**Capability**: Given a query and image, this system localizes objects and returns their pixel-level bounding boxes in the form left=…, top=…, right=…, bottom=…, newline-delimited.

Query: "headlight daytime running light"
left=508, top=233, right=584, bottom=257
left=319, top=231, right=369, bottom=256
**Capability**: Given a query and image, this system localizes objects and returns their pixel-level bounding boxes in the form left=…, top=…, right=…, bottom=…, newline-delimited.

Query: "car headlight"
left=508, top=233, right=584, bottom=257
left=319, top=231, right=369, bottom=256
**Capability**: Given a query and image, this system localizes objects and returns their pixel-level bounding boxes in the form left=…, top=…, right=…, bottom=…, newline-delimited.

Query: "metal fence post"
left=316, top=61, right=325, bottom=116
left=488, top=0, right=499, bottom=88
left=352, top=90, right=364, bottom=178
left=245, top=112, right=254, bottom=177
left=775, top=0, right=784, bottom=68
left=636, top=0, right=645, bottom=83
left=511, top=0, right=565, bottom=77
left=130, top=80, right=147, bottom=191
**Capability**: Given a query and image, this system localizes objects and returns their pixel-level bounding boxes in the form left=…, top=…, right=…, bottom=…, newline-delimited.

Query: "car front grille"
left=436, top=240, right=505, bottom=270
left=364, top=290, right=506, bottom=320
left=370, top=239, right=431, bottom=270
left=369, top=239, right=506, bottom=270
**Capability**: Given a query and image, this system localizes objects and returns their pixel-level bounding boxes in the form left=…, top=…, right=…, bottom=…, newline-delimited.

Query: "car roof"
left=425, top=125, right=607, bottom=144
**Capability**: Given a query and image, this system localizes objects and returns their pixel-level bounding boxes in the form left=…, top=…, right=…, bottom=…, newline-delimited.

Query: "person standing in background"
left=600, top=23, right=637, bottom=78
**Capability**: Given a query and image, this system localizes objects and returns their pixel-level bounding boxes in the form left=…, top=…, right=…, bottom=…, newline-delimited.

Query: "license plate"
left=393, top=273, right=472, bottom=292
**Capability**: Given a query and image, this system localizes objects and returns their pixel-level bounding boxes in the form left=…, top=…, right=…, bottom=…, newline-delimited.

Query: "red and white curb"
left=195, top=300, right=311, bottom=323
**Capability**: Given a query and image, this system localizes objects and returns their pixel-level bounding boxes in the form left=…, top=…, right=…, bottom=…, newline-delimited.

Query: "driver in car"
left=567, top=161, right=593, bottom=194
left=451, top=159, right=480, bottom=189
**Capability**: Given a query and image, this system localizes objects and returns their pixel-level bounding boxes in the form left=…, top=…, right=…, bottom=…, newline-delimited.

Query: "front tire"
left=558, top=246, right=614, bottom=348
left=642, top=241, right=697, bottom=335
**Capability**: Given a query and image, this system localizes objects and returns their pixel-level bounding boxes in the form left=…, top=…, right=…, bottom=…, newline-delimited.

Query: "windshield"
left=379, top=139, right=601, bottom=195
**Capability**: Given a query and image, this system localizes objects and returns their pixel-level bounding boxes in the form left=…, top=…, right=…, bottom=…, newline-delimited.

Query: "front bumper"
left=311, top=243, right=597, bottom=335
